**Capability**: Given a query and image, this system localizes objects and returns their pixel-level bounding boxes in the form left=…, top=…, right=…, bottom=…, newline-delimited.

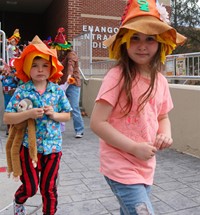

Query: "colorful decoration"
left=51, top=27, right=72, bottom=50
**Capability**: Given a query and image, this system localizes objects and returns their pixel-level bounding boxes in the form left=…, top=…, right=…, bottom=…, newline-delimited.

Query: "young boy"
left=3, top=35, right=72, bottom=215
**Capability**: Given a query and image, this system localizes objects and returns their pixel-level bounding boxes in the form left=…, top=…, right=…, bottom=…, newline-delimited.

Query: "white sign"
left=82, top=25, right=119, bottom=49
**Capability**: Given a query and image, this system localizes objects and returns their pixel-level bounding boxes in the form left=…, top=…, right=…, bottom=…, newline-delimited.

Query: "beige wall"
left=169, top=85, right=200, bottom=157
left=160, top=0, right=170, bottom=6
left=82, top=79, right=200, bottom=158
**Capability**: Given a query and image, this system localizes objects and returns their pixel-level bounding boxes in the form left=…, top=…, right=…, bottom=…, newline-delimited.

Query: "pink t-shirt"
left=96, top=66, right=173, bottom=185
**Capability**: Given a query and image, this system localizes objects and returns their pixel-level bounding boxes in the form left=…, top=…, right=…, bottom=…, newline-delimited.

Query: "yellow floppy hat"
left=14, top=35, right=64, bottom=83
left=103, top=0, right=187, bottom=63
left=8, top=29, right=21, bottom=44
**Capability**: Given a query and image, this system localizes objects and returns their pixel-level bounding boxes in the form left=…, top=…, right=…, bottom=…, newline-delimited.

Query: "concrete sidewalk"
left=1, top=117, right=200, bottom=214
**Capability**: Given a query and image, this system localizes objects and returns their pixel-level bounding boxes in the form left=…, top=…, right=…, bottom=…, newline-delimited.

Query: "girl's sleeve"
left=96, top=67, right=122, bottom=107
left=159, top=76, right=174, bottom=115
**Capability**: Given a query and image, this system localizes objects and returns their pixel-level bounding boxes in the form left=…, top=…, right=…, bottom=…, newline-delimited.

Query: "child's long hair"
left=113, top=42, right=162, bottom=116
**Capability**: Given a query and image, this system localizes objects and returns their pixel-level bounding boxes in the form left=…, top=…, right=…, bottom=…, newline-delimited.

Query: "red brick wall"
left=80, top=0, right=126, bottom=59
left=83, top=0, right=125, bottom=16
left=67, top=0, right=82, bottom=40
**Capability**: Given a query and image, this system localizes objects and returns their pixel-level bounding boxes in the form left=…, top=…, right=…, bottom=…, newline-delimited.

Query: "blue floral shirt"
left=5, top=81, right=72, bottom=155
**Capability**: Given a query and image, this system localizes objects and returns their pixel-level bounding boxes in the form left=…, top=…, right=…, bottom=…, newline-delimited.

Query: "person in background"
left=61, top=49, right=84, bottom=138
left=51, top=27, right=84, bottom=137
left=7, top=29, right=21, bottom=64
left=3, top=35, right=72, bottom=215
left=90, top=0, right=187, bottom=214
left=0, top=59, right=19, bottom=135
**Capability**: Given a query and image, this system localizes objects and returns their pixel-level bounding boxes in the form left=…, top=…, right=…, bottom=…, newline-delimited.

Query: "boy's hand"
left=154, top=133, right=173, bottom=150
left=30, top=108, right=44, bottom=119
left=43, top=106, right=55, bottom=118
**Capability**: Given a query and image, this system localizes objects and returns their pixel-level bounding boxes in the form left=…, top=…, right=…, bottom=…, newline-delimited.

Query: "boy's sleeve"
left=58, top=88, right=72, bottom=113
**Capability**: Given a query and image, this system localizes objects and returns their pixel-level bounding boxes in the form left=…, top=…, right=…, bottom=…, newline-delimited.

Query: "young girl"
left=90, top=0, right=186, bottom=214
left=3, top=35, right=72, bottom=215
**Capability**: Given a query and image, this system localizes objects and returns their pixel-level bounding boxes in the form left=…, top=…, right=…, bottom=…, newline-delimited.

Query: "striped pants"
left=15, top=145, right=62, bottom=215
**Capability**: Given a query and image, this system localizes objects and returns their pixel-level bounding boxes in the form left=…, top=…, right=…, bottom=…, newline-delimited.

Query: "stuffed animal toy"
left=6, top=98, right=38, bottom=181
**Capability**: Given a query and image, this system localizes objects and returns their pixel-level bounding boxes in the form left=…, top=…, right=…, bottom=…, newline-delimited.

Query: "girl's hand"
left=154, top=133, right=173, bottom=150
left=133, top=142, right=157, bottom=161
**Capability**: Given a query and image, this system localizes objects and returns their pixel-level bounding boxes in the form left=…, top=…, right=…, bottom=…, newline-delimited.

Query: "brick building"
left=43, top=0, right=127, bottom=60
left=0, top=0, right=170, bottom=60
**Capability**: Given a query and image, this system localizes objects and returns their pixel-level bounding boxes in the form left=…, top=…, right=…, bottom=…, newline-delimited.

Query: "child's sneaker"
left=13, top=200, right=26, bottom=215
left=75, top=132, right=84, bottom=138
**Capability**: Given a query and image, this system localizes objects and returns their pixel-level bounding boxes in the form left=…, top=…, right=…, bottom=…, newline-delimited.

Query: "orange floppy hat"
left=14, top=35, right=64, bottom=83
left=103, top=0, right=187, bottom=63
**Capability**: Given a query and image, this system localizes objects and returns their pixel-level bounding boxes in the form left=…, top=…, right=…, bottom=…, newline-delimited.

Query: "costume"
left=101, top=0, right=186, bottom=180
left=5, top=35, right=72, bottom=215
left=6, top=81, right=71, bottom=154
left=7, top=29, right=21, bottom=63
left=52, top=28, right=84, bottom=136
left=14, top=36, right=63, bottom=83
left=96, top=0, right=186, bottom=214
left=104, top=0, right=186, bottom=63
left=50, top=27, right=72, bottom=52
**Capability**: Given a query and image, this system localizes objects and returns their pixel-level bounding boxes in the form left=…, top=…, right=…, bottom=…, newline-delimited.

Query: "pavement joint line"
left=0, top=202, right=13, bottom=213
left=28, top=204, right=42, bottom=215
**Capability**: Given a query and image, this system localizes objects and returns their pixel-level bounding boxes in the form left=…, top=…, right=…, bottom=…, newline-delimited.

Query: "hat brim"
left=103, top=16, right=186, bottom=47
left=51, top=42, right=72, bottom=50
left=14, top=36, right=64, bottom=83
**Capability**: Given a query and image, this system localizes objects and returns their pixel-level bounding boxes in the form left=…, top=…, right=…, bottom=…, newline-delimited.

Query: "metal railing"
left=89, top=60, right=116, bottom=78
left=73, top=30, right=93, bottom=79
left=0, top=29, right=8, bottom=69
left=85, top=52, right=200, bottom=83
